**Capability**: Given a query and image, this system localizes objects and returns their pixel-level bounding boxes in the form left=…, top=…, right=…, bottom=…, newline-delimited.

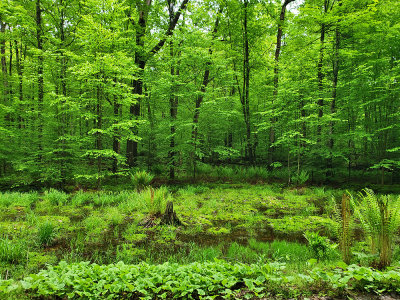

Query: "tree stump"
left=160, top=201, right=182, bottom=226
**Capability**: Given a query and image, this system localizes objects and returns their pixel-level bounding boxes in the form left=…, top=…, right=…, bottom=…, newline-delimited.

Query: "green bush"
left=304, top=231, right=338, bottom=261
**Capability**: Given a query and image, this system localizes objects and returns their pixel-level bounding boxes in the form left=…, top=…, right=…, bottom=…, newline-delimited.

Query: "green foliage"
left=332, top=194, right=353, bottom=264
left=83, top=215, right=108, bottom=243
left=104, top=207, right=124, bottom=226
left=291, top=170, right=310, bottom=186
left=10, top=260, right=287, bottom=299
left=351, top=189, right=400, bottom=268
left=71, top=191, right=93, bottom=206
left=43, top=189, right=69, bottom=206
left=4, top=261, right=400, bottom=299
left=0, top=192, right=38, bottom=208
left=268, top=216, right=337, bottom=237
left=304, top=231, right=338, bottom=261
left=37, top=222, right=57, bottom=247
left=0, top=238, right=27, bottom=264
left=139, top=187, right=169, bottom=215
left=130, top=170, right=154, bottom=192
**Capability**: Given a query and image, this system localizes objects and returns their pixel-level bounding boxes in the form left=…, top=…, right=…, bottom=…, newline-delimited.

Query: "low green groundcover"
left=1, top=260, right=400, bottom=299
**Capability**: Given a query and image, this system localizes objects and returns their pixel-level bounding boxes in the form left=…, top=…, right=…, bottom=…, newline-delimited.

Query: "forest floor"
left=0, top=184, right=399, bottom=299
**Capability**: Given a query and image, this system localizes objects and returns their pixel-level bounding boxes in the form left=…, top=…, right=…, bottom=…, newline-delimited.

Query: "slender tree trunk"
left=146, top=88, right=156, bottom=169
left=15, top=40, right=24, bottom=128
left=127, top=6, right=146, bottom=167
left=169, top=40, right=179, bottom=179
left=268, top=0, right=295, bottom=165
left=317, top=0, right=328, bottom=140
left=126, top=0, right=189, bottom=168
left=241, top=0, right=253, bottom=164
left=327, top=7, right=341, bottom=178
left=96, top=83, right=103, bottom=188
left=59, top=1, right=68, bottom=183
left=0, top=20, right=8, bottom=104
left=112, top=93, right=120, bottom=174
left=36, top=0, right=44, bottom=162
left=191, top=7, right=222, bottom=178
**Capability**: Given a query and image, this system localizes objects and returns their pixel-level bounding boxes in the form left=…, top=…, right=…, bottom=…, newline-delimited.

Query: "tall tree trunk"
left=317, top=0, right=329, bottom=139
left=127, top=4, right=147, bottom=168
left=146, top=87, right=156, bottom=169
left=15, top=40, right=24, bottom=128
left=268, top=0, right=295, bottom=165
left=96, top=83, right=103, bottom=188
left=191, top=7, right=222, bottom=178
left=59, top=0, right=68, bottom=183
left=126, top=0, right=189, bottom=168
left=168, top=0, right=179, bottom=180
left=169, top=41, right=179, bottom=179
left=327, top=5, right=341, bottom=178
left=242, top=0, right=252, bottom=164
left=112, top=93, right=120, bottom=174
left=36, top=0, right=44, bottom=162
left=0, top=19, right=8, bottom=104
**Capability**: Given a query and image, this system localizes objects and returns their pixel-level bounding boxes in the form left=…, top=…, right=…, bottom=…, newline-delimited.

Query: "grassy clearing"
left=0, top=184, right=399, bottom=298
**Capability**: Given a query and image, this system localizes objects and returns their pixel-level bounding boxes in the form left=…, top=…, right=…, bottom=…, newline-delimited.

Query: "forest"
left=1, top=0, right=400, bottom=299
left=0, top=0, right=398, bottom=188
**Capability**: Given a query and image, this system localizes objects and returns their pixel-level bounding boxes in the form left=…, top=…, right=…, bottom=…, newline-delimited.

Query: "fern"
left=331, top=194, right=353, bottom=264
left=351, top=189, right=400, bottom=268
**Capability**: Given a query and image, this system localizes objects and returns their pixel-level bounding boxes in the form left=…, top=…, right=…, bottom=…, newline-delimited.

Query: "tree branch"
left=149, top=0, right=189, bottom=56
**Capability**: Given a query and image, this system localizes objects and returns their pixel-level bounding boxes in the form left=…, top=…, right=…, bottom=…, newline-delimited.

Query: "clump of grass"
left=105, top=207, right=124, bottom=226
left=38, top=222, right=57, bottom=246
left=0, top=192, right=39, bottom=207
left=139, top=187, right=170, bottom=215
left=131, top=170, right=154, bottom=191
left=84, top=214, right=108, bottom=242
left=92, top=192, right=127, bottom=207
left=187, top=244, right=223, bottom=262
left=0, top=237, right=27, bottom=264
left=116, top=244, right=146, bottom=264
left=43, top=189, right=69, bottom=206
left=227, top=242, right=260, bottom=263
left=71, top=190, right=93, bottom=206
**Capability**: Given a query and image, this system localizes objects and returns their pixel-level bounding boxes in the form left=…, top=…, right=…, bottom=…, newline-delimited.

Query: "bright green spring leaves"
left=2, top=261, right=400, bottom=299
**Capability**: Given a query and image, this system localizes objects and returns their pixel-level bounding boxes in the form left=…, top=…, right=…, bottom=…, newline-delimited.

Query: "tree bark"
left=36, top=0, right=44, bottom=162
left=0, top=19, right=8, bottom=104
left=241, top=0, right=253, bottom=164
left=126, top=0, right=189, bottom=168
left=268, top=0, right=296, bottom=165
left=327, top=5, right=341, bottom=178
left=191, top=7, right=222, bottom=178
left=317, top=0, right=329, bottom=140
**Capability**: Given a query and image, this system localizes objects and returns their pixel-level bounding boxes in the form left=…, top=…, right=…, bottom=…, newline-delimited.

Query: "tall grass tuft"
left=43, top=189, right=69, bottom=206
left=131, top=170, right=154, bottom=191
left=0, top=192, right=39, bottom=207
left=38, top=222, right=57, bottom=246
left=0, top=237, right=27, bottom=264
